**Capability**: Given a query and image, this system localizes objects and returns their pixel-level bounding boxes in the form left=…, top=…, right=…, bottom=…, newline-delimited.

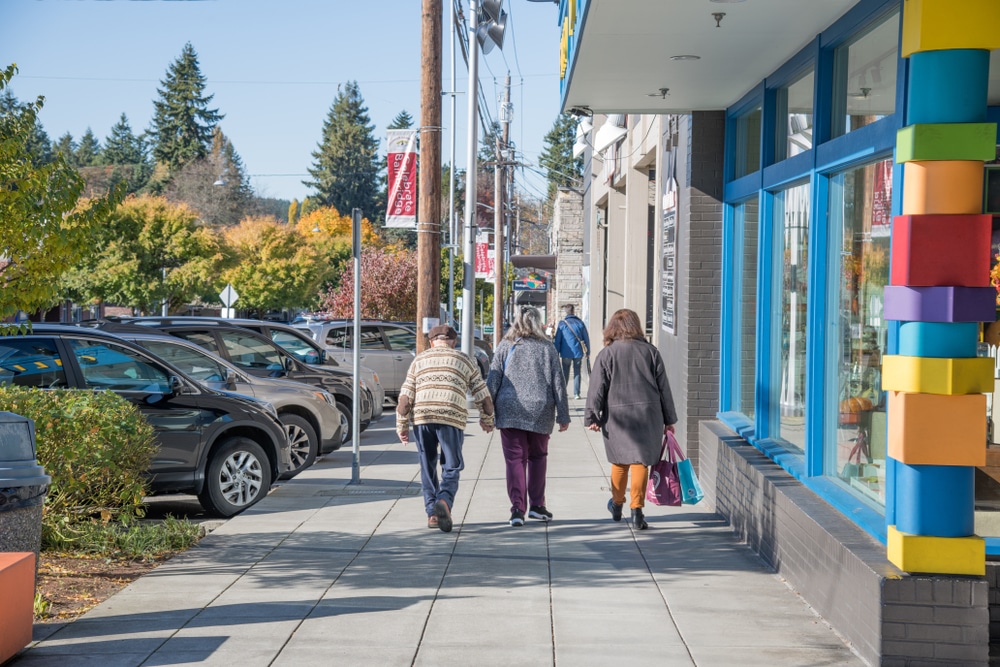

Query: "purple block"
left=883, top=285, right=997, bottom=322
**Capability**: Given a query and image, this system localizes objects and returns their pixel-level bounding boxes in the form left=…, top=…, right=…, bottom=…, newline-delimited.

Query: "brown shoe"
left=433, top=499, right=453, bottom=532
left=427, top=515, right=439, bottom=529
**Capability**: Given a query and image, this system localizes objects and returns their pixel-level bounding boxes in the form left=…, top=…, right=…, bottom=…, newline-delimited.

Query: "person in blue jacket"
left=553, top=304, right=590, bottom=400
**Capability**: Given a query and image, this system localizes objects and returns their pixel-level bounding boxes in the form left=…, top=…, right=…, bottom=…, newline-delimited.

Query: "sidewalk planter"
left=0, top=551, right=35, bottom=663
left=0, top=412, right=51, bottom=566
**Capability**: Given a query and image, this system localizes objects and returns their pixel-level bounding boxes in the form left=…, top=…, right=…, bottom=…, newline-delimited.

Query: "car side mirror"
left=223, top=368, right=238, bottom=389
left=284, top=357, right=295, bottom=372
left=169, top=375, right=196, bottom=396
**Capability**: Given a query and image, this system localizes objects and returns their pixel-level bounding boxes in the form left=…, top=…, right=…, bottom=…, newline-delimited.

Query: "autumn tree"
left=66, top=195, right=225, bottom=314
left=0, top=64, right=121, bottom=318
left=220, top=217, right=327, bottom=312
left=305, top=81, right=382, bottom=220
left=319, top=247, right=418, bottom=322
left=149, top=42, right=223, bottom=171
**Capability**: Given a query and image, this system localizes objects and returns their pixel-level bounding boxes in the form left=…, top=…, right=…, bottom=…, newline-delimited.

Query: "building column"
left=882, top=0, right=1000, bottom=576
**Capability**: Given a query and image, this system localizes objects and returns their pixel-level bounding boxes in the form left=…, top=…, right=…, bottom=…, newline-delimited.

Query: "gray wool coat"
left=584, top=338, right=678, bottom=466
left=486, top=337, right=570, bottom=434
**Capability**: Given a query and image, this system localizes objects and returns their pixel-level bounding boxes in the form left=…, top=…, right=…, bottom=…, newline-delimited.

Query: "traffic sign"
left=483, top=325, right=494, bottom=334
left=219, top=284, right=239, bottom=308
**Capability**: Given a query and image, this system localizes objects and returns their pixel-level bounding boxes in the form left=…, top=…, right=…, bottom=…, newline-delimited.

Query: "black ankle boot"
left=631, top=508, right=648, bottom=530
left=607, top=498, right=623, bottom=522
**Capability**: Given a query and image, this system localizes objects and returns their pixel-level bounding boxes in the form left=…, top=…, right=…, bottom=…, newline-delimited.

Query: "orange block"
left=887, top=391, right=986, bottom=466
left=902, top=160, right=984, bottom=215
left=0, top=552, right=35, bottom=664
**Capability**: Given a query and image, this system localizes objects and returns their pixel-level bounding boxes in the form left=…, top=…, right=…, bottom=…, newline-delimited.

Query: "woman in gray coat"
left=487, top=306, right=570, bottom=527
left=585, top=308, right=677, bottom=529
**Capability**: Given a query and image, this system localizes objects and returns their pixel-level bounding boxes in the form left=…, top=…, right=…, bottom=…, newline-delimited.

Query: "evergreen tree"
left=2, top=88, right=53, bottom=165
left=305, top=81, right=382, bottom=219
left=75, top=127, right=100, bottom=167
left=387, top=109, right=414, bottom=130
left=53, top=132, right=77, bottom=164
left=149, top=42, right=223, bottom=171
left=101, top=113, right=147, bottom=166
left=478, top=120, right=502, bottom=174
left=539, top=113, right=583, bottom=196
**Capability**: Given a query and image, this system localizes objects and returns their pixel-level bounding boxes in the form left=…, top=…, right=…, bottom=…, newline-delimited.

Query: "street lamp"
left=461, top=0, right=505, bottom=358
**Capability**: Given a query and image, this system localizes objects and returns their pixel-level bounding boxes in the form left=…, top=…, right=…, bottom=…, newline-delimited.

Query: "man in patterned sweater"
left=397, top=324, right=495, bottom=532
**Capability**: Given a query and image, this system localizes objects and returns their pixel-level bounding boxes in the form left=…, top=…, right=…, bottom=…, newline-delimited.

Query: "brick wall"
left=552, top=189, right=585, bottom=319
left=700, top=420, right=990, bottom=666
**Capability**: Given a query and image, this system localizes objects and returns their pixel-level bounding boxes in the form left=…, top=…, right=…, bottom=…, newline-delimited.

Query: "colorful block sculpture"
left=883, top=285, right=997, bottom=323
left=887, top=526, right=985, bottom=576
left=895, top=123, right=997, bottom=163
left=889, top=214, right=991, bottom=287
left=902, top=160, right=984, bottom=215
left=897, top=322, right=979, bottom=358
left=901, top=0, right=1000, bottom=57
left=881, top=355, right=993, bottom=395
left=886, top=391, right=986, bottom=466
left=907, top=50, right=989, bottom=125
left=894, top=463, right=974, bottom=536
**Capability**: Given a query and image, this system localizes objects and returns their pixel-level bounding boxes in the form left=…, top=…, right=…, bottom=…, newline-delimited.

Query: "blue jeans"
left=413, top=424, right=465, bottom=515
left=561, top=357, right=582, bottom=396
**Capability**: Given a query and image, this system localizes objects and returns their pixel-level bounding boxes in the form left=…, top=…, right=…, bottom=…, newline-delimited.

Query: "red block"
left=890, top=214, right=992, bottom=287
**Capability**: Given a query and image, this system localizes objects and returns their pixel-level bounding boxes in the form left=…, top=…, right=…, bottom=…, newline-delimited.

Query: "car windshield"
left=269, top=330, right=323, bottom=365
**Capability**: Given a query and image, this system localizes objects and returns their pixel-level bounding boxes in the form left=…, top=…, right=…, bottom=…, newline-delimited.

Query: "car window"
left=360, top=326, right=386, bottom=350
left=218, top=331, right=285, bottom=371
left=136, top=340, right=228, bottom=382
left=270, top=330, right=321, bottom=364
left=173, top=331, right=220, bottom=354
left=67, top=339, right=171, bottom=392
left=324, top=326, right=350, bottom=348
left=0, top=339, right=68, bottom=388
left=383, top=327, right=416, bottom=352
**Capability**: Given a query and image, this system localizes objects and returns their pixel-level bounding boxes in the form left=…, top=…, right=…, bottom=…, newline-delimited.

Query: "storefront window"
left=771, top=182, right=810, bottom=453
left=830, top=9, right=899, bottom=139
left=734, top=105, right=762, bottom=179
left=735, top=200, right=759, bottom=419
left=827, top=159, right=892, bottom=506
left=776, top=69, right=814, bottom=161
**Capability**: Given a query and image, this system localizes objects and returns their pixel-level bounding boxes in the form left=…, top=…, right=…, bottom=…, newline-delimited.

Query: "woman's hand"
left=586, top=423, right=601, bottom=432
left=664, top=423, right=675, bottom=435
left=558, top=422, right=569, bottom=432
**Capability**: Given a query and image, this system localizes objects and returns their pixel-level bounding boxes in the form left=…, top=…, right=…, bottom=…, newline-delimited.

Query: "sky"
left=0, top=0, right=563, bottom=205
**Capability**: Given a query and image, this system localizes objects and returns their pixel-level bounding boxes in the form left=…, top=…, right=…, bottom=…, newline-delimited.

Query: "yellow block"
left=887, top=525, right=984, bottom=575
left=887, top=391, right=986, bottom=466
left=902, top=0, right=1000, bottom=57
left=882, top=355, right=994, bottom=395
left=902, top=161, right=985, bottom=215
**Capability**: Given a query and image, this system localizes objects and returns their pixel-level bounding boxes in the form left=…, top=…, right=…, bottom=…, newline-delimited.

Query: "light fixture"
left=593, top=116, right=628, bottom=153
left=477, top=1, right=506, bottom=54
left=712, top=12, right=726, bottom=27
left=578, top=117, right=593, bottom=133
left=312, top=223, right=321, bottom=234
left=670, top=55, right=700, bottom=61
left=646, top=88, right=669, bottom=99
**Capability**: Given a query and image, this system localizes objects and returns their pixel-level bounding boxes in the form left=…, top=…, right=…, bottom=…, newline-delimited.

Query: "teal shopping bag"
left=677, top=457, right=704, bottom=505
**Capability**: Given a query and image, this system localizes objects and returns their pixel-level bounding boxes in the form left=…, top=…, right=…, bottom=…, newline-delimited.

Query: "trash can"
left=0, top=412, right=50, bottom=561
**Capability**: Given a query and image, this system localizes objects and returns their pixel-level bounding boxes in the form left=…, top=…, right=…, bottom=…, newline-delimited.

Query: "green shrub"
left=0, top=387, right=157, bottom=531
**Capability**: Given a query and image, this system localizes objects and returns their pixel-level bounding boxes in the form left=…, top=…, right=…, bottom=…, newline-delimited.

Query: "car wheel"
left=198, top=437, right=272, bottom=517
left=337, top=401, right=353, bottom=444
left=280, top=414, right=318, bottom=477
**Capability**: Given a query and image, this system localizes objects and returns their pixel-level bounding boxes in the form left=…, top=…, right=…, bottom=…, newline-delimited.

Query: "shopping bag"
left=646, top=432, right=682, bottom=506
left=678, top=458, right=704, bottom=505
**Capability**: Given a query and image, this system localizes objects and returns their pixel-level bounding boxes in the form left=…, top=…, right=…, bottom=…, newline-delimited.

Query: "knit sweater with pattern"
left=396, top=347, right=492, bottom=434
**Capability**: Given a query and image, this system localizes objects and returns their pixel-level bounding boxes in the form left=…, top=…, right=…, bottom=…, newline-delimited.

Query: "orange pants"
left=610, top=463, right=649, bottom=510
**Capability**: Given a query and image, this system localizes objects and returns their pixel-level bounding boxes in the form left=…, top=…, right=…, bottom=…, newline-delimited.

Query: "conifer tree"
left=149, top=42, right=223, bottom=171
left=387, top=109, right=414, bottom=129
left=101, top=113, right=147, bottom=166
left=75, top=127, right=100, bottom=167
left=53, top=132, right=77, bottom=164
left=305, top=81, right=382, bottom=219
left=539, top=113, right=583, bottom=196
left=1, top=88, right=53, bottom=165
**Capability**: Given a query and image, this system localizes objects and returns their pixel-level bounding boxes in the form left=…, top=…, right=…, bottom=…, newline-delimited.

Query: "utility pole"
left=417, top=0, right=442, bottom=352
left=460, top=2, right=481, bottom=360
left=493, top=74, right=511, bottom=349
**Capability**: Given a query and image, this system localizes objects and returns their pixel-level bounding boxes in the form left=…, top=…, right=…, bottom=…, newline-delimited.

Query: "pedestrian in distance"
left=584, top=308, right=677, bottom=530
left=554, top=304, right=590, bottom=400
left=397, top=324, right=495, bottom=532
left=487, top=306, right=570, bottom=527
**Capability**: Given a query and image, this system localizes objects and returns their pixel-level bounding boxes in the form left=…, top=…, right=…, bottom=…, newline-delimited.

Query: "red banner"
left=386, top=129, right=417, bottom=228
left=475, top=233, right=494, bottom=279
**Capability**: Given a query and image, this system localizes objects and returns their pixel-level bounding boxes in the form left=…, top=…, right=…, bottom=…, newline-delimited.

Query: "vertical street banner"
left=386, top=129, right=418, bottom=228
left=475, top=232, right=495, bottom=279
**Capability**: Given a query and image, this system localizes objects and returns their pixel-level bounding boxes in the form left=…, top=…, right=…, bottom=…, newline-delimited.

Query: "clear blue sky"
left=0, top=0, right=562, bottom=204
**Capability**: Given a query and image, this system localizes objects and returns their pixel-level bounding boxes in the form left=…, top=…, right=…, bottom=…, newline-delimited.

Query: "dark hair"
left=603, top=308, right=644, bottom=347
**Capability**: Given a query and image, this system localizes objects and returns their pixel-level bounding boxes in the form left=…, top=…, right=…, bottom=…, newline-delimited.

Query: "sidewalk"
left=16, top=400, right=866, bottom=667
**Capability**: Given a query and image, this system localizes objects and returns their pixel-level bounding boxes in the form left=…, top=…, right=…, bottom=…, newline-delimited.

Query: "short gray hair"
left=505, top=306, right=547, bottom=341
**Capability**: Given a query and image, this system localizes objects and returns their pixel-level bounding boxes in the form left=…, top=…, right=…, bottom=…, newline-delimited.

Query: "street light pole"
left=460, top=1, right=480, bottom=359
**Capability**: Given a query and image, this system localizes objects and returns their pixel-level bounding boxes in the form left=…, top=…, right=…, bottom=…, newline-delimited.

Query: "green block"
left=896, top=123, right=997, bottom=163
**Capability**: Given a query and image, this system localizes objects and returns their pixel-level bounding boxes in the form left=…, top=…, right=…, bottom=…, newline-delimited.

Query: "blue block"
left=895, top=464, right=974, bottom=537
left=907, top=50, right=989, bottom=125
left=898, top=321, right=979, bottom=358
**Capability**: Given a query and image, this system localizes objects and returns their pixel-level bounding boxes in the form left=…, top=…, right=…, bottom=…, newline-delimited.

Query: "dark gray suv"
left=0, top=325, right=292, bottom=517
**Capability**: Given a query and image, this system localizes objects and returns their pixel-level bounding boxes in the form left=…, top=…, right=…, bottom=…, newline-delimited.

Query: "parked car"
left=192, top=317, right=386, bottom=419
left=85, top=318, right=375, bottom=443
left=294, top=320, right=489, bottom=397
left=121, top=332, right=345, bottom=475
left=0, top=325, right=292, bottom=517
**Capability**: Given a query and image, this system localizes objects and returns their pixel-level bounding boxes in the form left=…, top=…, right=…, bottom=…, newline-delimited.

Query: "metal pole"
left=448, top=1, right=457, bottom=326
left=161, top=266, right=168, bottom=316
left=350, top=208, right=362, bottom=485
left=499, top=74, right=512, bottom=328
left=493, top=138, right=503, bottom=348
left=460, top=0, right=479, bottom=359
left=417, top=0, right=443, bottom=352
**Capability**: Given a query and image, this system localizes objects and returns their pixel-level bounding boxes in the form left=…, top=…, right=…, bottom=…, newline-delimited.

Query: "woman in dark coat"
left=584, top=308, right=677, bottom=529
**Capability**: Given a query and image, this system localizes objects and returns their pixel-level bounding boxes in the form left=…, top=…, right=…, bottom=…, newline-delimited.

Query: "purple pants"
left=500, top=428, right=550, bottom=513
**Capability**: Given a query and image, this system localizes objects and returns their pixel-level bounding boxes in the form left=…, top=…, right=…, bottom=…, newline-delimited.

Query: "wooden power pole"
left=417, top=0, right=442, bottom=352
left=493, top=74, right=511, bottom=349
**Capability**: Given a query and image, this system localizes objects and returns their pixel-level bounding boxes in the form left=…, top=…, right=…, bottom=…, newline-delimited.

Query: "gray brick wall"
left=552, top=189, right=585, bottom=319
left=700, top=419, right=989, bottom=666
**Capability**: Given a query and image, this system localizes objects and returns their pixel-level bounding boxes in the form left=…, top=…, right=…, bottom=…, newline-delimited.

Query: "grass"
left=43, top=515, right=203, bottom=560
